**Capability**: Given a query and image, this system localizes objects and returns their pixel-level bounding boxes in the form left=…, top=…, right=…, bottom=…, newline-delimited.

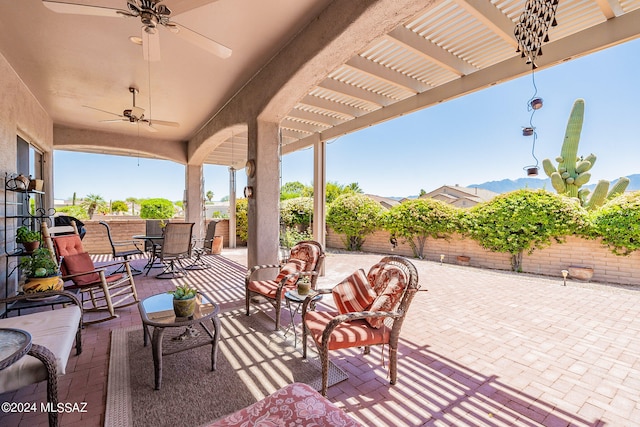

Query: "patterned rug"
left=105, top=308, right=348, bottom=427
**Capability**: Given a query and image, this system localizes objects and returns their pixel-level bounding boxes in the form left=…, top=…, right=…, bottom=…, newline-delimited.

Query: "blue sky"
left=54, top=38, right=640, bottom=202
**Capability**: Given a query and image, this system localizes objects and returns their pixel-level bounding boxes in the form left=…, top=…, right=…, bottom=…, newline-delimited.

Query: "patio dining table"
left=133, top=235, right=164, bottom=275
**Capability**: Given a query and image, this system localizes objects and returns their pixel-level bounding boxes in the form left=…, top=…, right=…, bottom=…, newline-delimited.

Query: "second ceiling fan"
left=85, top=87, right=179, bottom=132
left=42, top=0, right=232, bottom=61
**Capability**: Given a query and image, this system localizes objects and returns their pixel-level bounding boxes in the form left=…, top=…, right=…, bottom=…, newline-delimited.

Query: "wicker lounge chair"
left=302, top=255, right=420, bottom=396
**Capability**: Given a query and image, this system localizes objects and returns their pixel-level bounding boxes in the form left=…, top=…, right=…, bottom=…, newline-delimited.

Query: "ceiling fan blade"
left=141, top=27, right=161, bottom=62
left=148, top=119, right=180, bottom=128
left=166, top=21, right=231, bottom=58
left=83, top=105, right=123, bottom=118
left=142, top=122, right=159, bottom=133
left=100, top=119, right=127, bottom=123
left=42, top=1, right=130, bottom=18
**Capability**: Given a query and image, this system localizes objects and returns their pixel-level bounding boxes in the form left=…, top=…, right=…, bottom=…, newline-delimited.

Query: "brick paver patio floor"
left=2, top=248, right=639, bottom=426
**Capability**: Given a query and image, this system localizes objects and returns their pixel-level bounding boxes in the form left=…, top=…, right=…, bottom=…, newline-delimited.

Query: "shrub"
left=466, top=189, right=589, bottom=271
left=236, top=198, right=248, bottom=242
left=327, top=193, right=385, bottom=251
left=140, top=198, right=174, bottom=219
left=280, top=197, right=313, bottom=228
left=280, top=228, right=312, bottom=248
left=55, top=205, right=89, bottom=220
left=591, top=191, right=640, bottom=255
left=382, top=198, right=459, bottom=259
left=111, top=200, right=128, bottom=214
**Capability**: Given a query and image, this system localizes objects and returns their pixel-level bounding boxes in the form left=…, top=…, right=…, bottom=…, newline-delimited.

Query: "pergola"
left=1, top=0, right=638, bottom=268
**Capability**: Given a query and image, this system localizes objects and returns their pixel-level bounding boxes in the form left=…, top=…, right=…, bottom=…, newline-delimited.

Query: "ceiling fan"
left=84, top=87, right=180, bottom=132
left=42, top=0, right=232, bottom=61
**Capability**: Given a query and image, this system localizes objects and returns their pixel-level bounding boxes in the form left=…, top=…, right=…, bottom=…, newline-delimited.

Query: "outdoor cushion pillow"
left=289, top=243, right=320, bottom=270
left=366, top=264, right=408, bottom=329
left=275, top=258, right=306, bottom=287
left=62, top=252, right=100, bottom=286
left=367, top=261, right=393, bottom=295
left=332, top=268, right=376, bottom=314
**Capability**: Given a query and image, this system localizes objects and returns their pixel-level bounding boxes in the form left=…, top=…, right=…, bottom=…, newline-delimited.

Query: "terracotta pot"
left=211, top=236, right=223, bottom=255
left=457, top=255, right=470, bottom=266
left=22, top=241, right=40, bottom=253
left=568, top=266, right=594, bottom=281
left=173, top=296, right=197, bottom=318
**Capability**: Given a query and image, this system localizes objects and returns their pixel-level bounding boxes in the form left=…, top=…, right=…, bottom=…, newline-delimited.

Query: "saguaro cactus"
left=542, top=99, right=629, bottom=210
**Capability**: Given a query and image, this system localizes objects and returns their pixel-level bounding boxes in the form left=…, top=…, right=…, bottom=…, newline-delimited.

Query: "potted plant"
left=168, top=284, right=198, bottom=317
left=16, top=226, right=41, bottom=253
left=19, top=247, right=63, bottom=294
left=457, top=255, right=470, bottom=266
left=297, top=276, right=311, bottom=295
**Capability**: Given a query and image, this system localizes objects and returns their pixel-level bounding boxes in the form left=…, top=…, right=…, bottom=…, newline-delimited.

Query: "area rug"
left=105, top=308, right=348, bottom=427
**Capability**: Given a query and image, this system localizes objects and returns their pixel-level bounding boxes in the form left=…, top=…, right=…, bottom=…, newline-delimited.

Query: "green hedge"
left=382, top=198, right=458, bottom=259
left=463, top=189, right=590, bottom=271
left=140, top=198, right=174, bottom=219
left=591, top=191, right=640, bottom=255
left=327, top=193, right=385, bottom=251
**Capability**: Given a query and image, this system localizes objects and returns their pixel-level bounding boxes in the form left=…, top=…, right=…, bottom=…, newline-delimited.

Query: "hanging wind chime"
left=514, top=0, right=559, bottom=176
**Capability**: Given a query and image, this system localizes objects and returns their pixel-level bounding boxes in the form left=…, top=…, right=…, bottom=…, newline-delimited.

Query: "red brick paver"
left=1, top=249, right=639, bottom=426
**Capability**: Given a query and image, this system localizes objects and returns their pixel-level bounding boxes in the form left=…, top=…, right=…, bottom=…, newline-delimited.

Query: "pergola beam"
left=283, top=8, right=640, bottom=155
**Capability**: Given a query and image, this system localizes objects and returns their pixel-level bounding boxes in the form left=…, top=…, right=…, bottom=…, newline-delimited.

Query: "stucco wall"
left=327, top=229, right=640, bottom=286
left=1, top=51, right=54, bottom=299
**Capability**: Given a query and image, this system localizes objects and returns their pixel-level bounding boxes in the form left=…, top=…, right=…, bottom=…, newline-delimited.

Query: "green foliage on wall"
left=55, top=205, right=89, bottom=220
left=280, top=197, right=313, bottom=228
left=464, top=189, right=590, bottom=271
left=327, top=193, right=385, bottom=251
left=139, top=198, right=175, bottom=219
left=235, top=198, right=248, bottom=242
left=591, top=191, right=640, bottom=255
left=382, top=198, right=459, bottom=259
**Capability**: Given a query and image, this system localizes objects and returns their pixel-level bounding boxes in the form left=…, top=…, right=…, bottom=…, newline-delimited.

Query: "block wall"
left=327, top=229, right=640, bottom=286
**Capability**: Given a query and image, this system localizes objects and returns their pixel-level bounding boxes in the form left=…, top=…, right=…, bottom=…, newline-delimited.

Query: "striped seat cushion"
left=332, top=269, right=376, bottom=314
left=274, top=258, right=306, bottom=286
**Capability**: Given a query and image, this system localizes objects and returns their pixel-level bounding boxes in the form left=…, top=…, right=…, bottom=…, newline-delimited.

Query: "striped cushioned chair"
left=245, top=240, right=325, bottom=330
left=301, top=256, right=420, bottom=396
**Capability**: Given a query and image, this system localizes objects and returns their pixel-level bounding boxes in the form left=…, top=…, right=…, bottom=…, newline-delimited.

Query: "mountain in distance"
left=386, top=174, right=640, bottom=200
left=470, top=173, right=640, bottom=194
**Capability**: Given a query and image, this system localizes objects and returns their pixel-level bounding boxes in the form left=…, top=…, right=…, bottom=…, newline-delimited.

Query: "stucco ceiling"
left=0, top=0, right=333, bottom=142
left=1, top=0, right=639, bottom=167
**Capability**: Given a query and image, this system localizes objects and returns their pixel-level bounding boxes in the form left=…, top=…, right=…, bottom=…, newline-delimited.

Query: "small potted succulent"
left=19, top=247, right=63, bottom=294
left=16, top=226, right=41, bottom=253
left=168, top=284, right=198, bottom=317
left=297, top=276, right=311, bottom=296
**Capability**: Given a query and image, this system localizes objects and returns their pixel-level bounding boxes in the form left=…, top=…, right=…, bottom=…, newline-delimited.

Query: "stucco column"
left=185, top=164, right=204, bottom=240
left=313, top=139, right=326, bottom=248
left=247, top=119, right=280, bottom=270
left=313, top=139, right=327, bottom=275
left=228, top=167, right=236, bottom=248
left=43, top=150, right=54, bottom=213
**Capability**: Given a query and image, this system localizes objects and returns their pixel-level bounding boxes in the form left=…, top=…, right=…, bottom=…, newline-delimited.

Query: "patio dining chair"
left=42, top=223, right=139, bottom=325
left=187, top=220, right=219, bottom=270
left=245, top=240, right=325, bottom=330
left=301, top=255, right=420, bottom=396
left=99, top=221, right=145, bottom=275
left=156, top=222, right=194, bottom=279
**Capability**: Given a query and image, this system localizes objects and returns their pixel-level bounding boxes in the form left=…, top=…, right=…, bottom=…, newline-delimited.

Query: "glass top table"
left=137, top=291, right=220, bottom=390
left=0, top=328, right=32, bottom=371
